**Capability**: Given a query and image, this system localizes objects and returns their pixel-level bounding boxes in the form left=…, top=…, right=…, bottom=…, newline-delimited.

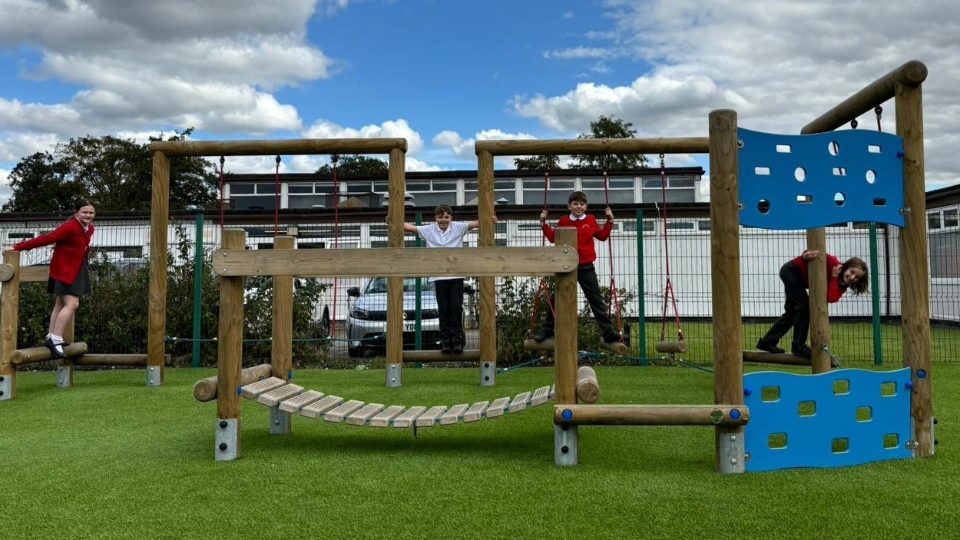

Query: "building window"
left=581, top=177, right=634, bottom=205
left=929, top=212, right=942, bottom=230
left=944, top=208, right=959, bottom=228
left=523, top=179, right=575, bottom=205
left=930, top=230, right=960, bottom=279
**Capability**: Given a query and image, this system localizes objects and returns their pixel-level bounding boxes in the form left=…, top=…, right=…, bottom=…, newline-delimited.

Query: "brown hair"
left=568, top=191, right=588, bottom=204
left=841, top=257, right=869, bottom=295
left=75, top=198, right=95, bottom=211
left=434, top=204, right=453, bottom=217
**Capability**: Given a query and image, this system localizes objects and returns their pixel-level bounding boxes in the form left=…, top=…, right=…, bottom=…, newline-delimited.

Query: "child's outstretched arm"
left=385, top=215, right=420, bottom=233
left=467, top=215, right=497, bottom=230
left=540, top=209, right=556, bottom=243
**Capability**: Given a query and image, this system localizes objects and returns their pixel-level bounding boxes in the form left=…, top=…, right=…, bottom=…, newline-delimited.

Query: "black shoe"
left=756, top=340, right=785, bottom=354
left=603, top=333, right=621, bottom=344
left=45, top=336, right=66, bottom=358
left=453, top=344, right=464, bottom=354
left=440, top=342, right=453, bottom=354
left=791, top=344, right=812, bottom=359
left=533, top=330, right=554, bottom=343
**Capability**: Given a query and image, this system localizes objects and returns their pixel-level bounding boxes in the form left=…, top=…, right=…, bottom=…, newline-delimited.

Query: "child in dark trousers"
left=398, top=204, right=496, bottom=354
left=534, top=191, right=620, bottom=345
left=757, top=249, right=869, bottom=358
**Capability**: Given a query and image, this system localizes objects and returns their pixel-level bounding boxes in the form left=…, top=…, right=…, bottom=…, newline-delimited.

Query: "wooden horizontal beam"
left=742, top=350, right=811, bottom=366
left=149, top=138, right=407, bottom=157
left=402, top=350, right=481, bottom=363
left=554, top=404, right=749, bottom=426
left=212, top=246, right=579, bottom=278
left=475, top=137, right=709, bottom=156
left=73, top=354, right=166, bottom=367
left=19, top=266, right=49, bottom=283
left=801, top=60, right=927, bottom=134
left=194, top=363, right=273, bottom=402
left=11, top=343, right=88, bottom=364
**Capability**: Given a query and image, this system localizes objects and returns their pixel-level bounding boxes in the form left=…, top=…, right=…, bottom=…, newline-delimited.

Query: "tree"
left=513, top=155, right=562, bottom=171
left=315, top=155, right=389, bottom=177
left=2, top=152, right=86, bottom=212
left=570, top=115, right=648, bottom=170
left=2, top=129, right=219, bottom=213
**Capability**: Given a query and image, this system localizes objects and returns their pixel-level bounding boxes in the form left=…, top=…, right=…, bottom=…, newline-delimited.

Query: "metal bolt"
left=730, top=458, right=738, bottom=465
left=729, top=434, right=738, bottom=442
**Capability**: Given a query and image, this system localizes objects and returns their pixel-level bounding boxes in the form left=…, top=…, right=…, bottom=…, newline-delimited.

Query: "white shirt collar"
left=569, top=213, right=587, bottom=221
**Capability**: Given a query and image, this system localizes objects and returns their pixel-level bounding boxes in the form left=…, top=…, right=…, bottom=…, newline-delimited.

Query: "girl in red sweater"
left=757, top=249, right=869, bottom=358
left=534, top=190, right=619, bottom=345
left=4, top=198, right=96, bottom=357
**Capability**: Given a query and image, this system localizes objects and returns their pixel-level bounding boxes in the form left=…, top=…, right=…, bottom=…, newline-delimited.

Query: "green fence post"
left=192, top=213, right=204, bottom=368
left=869, top=223, right=882, bottom=366
left=414, top=212, right=422, bottom=350
left=636, top=209, right=647, bottom=365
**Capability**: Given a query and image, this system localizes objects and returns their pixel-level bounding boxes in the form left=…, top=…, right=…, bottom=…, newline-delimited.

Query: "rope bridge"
left=239, top=377, right=555, bottom=428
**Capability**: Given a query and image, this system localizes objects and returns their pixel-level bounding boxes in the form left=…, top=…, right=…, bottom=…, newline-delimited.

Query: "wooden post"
left=708, top=109, right=746, bottom=474
left=553, top=228, right=579, bottom=466
left=385, top=147, right=406, bottom=388
left=576, top=366, right=600, bottom=404
left=148, top=150, right=169, bottom=387
left=896, top=81, right=934, bottom=457
left=215, top=229, right=246, bottom=461
left=477, top=150, right=497, bottom=386
left=806, top=229, right=831, bottom=374
left=272, top=236, right=294, bottom=381
left=0, top=251, right=20, bottom=400
left=270, top=236, right=295, bottom=436
left=56, top=316, right=76, bottom=388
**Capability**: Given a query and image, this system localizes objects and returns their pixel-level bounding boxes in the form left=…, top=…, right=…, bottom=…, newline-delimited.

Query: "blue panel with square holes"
left=743, top=368, right=912, bottom=472
left=738, top=128, right=905, bottom=230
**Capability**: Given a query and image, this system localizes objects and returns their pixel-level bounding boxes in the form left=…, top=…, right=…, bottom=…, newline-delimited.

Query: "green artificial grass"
left=2, top=365, right=956, bottom=540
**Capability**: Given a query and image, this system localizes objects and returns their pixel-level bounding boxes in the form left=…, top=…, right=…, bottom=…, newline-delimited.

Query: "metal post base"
left=717, top=428, right=746, bottom=474
left=146, top=366, right=162, bottom=387
left=386, top=363, right=402, bottom=388
left=270, top=408, right=291, bottom=435
left=0, top=375, right=11, bottom=401
left=554, top=424, right=579, bottom=466
left=215, top=418, right=239, bottom=461
left=56, top=365, right=73, bottom=388
left=480, top=361, right=496, bottom=387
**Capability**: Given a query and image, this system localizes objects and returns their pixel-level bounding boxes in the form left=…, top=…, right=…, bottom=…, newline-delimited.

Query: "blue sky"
left=1, top=0, right=958, bottom=206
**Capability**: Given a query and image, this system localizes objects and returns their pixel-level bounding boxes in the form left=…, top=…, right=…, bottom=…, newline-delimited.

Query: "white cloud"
left=511, top=0, right=960, bottom=191
left=303, top=118, right=425, bottom=154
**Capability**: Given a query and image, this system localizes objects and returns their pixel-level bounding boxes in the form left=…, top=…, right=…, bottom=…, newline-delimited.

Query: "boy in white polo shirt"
left=400, top=204, right=496, bottom=353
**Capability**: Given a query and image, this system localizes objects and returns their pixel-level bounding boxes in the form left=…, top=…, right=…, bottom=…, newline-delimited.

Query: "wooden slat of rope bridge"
left=239, top=377, right=555, bottom=428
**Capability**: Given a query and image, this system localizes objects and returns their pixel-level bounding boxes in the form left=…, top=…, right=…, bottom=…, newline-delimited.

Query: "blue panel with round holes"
left=743, top=368, right=912, bottom=472
left=738, top=128, right=905, bottom=230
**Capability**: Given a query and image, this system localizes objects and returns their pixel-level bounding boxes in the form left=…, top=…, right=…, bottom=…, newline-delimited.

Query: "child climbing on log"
left=756, top=249, right=869, bottom=358
left=4, top=198, right=96, bottom=358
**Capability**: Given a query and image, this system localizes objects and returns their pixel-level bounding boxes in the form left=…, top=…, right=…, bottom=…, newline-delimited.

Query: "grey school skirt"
left=48, top=261, right=91, bottom=296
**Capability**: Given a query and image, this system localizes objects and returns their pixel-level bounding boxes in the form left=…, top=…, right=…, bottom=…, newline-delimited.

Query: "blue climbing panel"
left=743, top=368, right=912, bottom=472
left=738, top=128, right=905, bottom=230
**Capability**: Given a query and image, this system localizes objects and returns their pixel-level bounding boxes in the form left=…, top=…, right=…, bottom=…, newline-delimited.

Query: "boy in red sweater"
left=757, top=249, right=869, bottom=358
left=534, top=190, right=620, bottom=345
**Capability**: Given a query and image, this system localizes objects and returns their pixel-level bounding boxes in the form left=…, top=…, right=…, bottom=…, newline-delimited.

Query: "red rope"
left=603, top=168, right=624, bottom=341
left=875, top=105, right=883, bottom=131
left=658, top=154, right=684, bottom=343
left=218, top=156, right=226, bottom=232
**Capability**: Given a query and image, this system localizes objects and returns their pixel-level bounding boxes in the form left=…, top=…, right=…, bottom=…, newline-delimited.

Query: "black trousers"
left=759, top=262, right=809, bottom=350
left=541, top=263, right=615, bottom=339
left=434, top=278, right=465, bottom=346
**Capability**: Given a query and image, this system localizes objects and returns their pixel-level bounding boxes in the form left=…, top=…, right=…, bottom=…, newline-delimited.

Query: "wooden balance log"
left=10, top=342, right=88, bottom=364
left=402, top=349, right=481, bottom=363
left=576, top=366, right=601, bottom=404
left=193, top=363, right=273, bottom=402
left=742, top=350, right=812, bottom=366
left=654, top=340, right=689, bottom=354
left=523, top=338, right=627, bottom=355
